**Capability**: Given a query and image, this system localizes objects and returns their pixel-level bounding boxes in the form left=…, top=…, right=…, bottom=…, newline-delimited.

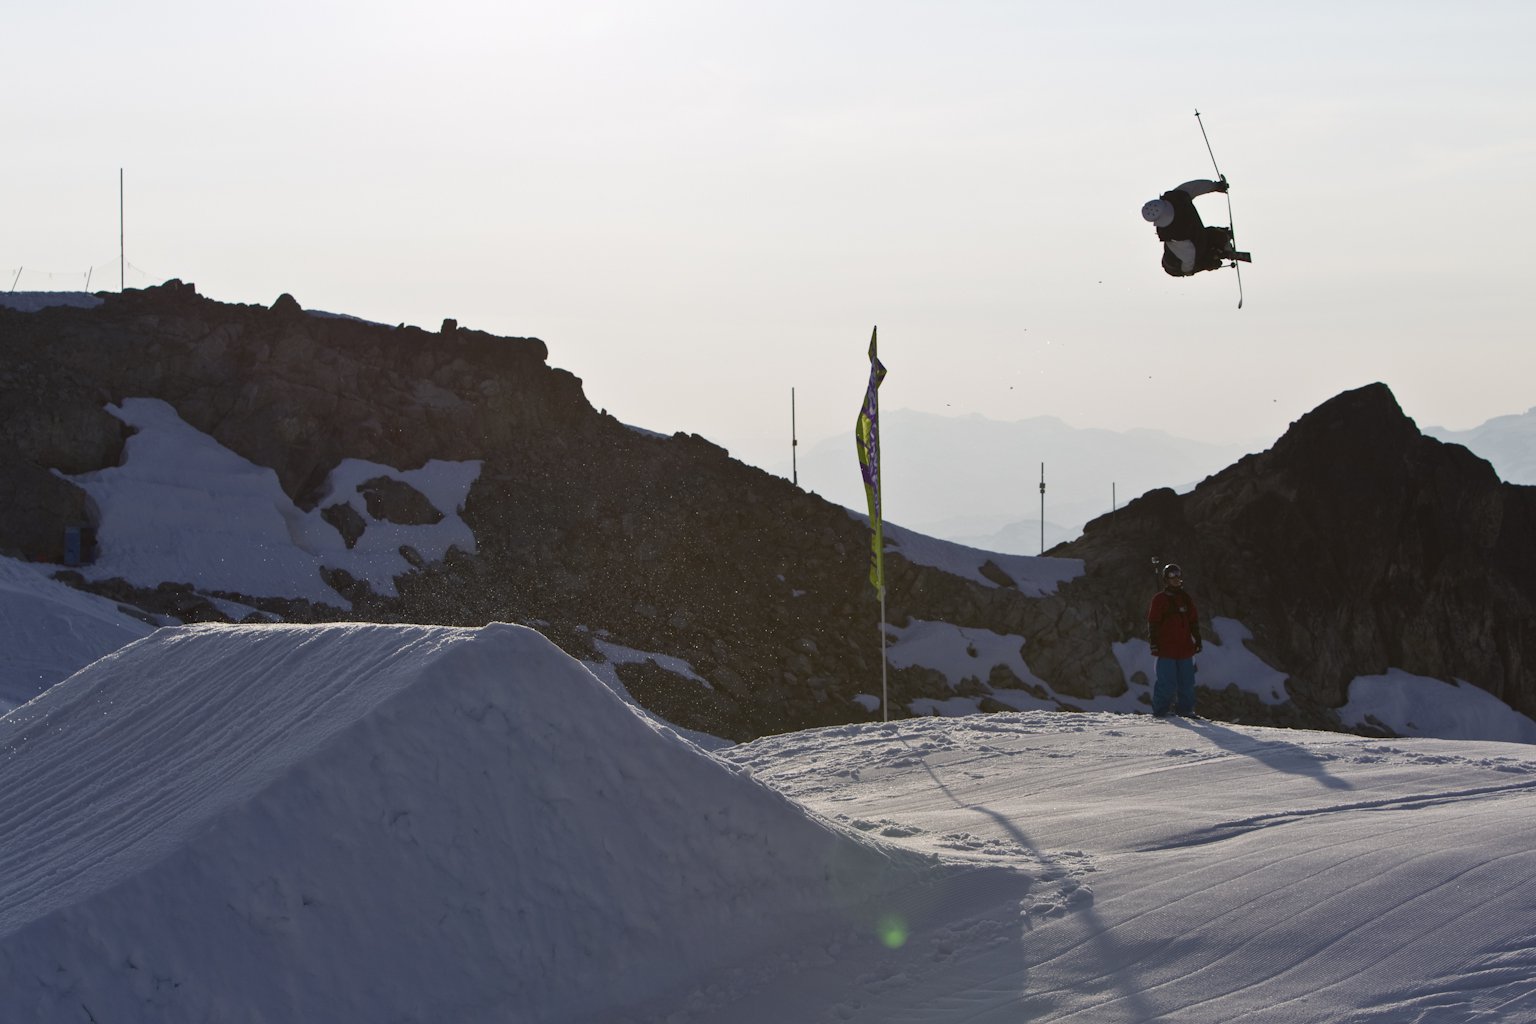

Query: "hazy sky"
left=7, top=2, right=1534, bottom=474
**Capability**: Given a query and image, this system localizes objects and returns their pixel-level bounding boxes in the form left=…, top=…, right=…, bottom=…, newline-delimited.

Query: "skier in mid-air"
left=1142, top=178, right=1250, bottom=276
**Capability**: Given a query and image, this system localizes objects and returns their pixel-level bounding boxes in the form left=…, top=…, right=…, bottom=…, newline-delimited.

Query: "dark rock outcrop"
left=358, top=476, right=443, bottom=525
left=321, top=502, right=368, bottom=549
left=1051, top=383, right=1536, bottom=722
left=0, top=281, right=567, bottom=520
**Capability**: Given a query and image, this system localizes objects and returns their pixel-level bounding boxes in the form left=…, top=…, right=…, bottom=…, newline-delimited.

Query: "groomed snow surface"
left=3, top=622, right=1535, bottom=1022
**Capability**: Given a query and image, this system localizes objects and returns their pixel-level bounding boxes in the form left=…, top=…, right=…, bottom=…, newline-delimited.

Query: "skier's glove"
left=1214, top=179, right=1230, bottom=193
left=1194, top=641, right=1204, bottom=654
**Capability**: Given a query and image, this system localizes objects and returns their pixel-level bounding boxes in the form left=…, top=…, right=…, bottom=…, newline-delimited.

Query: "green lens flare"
left=877, top=914, right=908, bottom=949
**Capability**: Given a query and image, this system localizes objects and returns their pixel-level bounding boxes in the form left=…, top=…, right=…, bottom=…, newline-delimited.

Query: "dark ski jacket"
left=1147, top=586, right=1200, bottom=660
left=1157, top=181, right=1229, bottom=276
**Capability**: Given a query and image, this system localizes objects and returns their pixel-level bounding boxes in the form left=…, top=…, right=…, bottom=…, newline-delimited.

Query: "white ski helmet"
left=1141, top=199, right=1174, bottom=227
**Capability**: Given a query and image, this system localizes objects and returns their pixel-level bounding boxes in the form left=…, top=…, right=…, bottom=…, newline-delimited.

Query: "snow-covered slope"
left=3, top=616, right=1535, bottom=1021
left=0, top=623, right=959, bottom=1022
left=63, top=397, right=480, bottom=607
left=0, top=557, right=156, bottom=713
left=721, top=714, right=1536, bottom=1023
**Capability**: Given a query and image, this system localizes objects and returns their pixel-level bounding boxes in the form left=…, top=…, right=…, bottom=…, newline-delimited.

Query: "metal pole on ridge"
left=791, top=387, right=798, bottom=487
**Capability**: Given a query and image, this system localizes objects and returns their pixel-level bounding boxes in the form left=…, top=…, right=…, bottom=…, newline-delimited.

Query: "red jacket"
left=1147, top=587, right=1200, bottom=659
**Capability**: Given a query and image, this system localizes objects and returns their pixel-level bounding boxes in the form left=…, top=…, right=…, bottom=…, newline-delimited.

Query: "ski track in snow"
left=720, top=713, right=1536, bottom=1024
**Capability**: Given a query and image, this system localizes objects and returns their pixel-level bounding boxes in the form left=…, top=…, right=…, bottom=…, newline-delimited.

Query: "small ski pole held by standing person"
left=1147, top=562, right=1203, bottom=718
left=1141, top=178, right=1250, bottom=277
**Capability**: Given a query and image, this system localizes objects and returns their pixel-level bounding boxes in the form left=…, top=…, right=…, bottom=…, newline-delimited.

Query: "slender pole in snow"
left=119, top=168, right=125, bottom=292
left=8, top=267, right=20, bottom=292
left=1039, top=463, right=1046, bottom=554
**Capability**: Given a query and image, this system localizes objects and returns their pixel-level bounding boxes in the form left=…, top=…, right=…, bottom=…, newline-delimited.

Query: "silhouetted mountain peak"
left=1268, top=382, right=1419, bottom=469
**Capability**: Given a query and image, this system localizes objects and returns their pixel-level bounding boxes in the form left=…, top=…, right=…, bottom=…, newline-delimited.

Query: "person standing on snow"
left=1147, top=563, right=1202, bottom=717
left=1142, top=178, right=1245, bottom=276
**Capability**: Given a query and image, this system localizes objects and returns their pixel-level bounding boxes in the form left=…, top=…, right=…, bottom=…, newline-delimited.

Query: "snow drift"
left=0, top=623, right=949, bottom=1022
left=0, top=557, right=156, bottom=713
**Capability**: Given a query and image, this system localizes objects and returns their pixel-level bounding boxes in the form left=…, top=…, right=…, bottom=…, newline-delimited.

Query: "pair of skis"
left=1194, top=109, right=1245, bottom=309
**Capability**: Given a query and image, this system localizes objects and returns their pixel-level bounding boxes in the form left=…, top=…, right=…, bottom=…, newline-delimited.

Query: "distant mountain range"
left=791, top=406, right=1534, bottom=555
left=793, top=410, right=1261, bottom=554
left=1426, top=409, right=1536, bottom=486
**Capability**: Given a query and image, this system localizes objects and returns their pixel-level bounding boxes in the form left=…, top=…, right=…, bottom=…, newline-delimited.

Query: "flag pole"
left=879, top=585, right=888, bottom=722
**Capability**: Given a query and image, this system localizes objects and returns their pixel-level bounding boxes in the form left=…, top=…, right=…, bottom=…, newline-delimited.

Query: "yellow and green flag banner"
left=854, top=327, right=886, bottom=594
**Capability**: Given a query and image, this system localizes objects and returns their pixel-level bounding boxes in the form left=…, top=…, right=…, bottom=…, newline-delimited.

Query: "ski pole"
left=1194, top=109, right=1223, bottom=181
left=1195, top=109, right=1243, bottom=307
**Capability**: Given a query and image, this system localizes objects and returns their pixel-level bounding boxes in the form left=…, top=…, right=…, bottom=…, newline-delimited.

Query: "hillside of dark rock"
left=4, top=285, right=1530, bottom=737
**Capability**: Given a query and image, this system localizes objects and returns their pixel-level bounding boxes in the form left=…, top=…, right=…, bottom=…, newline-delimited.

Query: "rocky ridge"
left=3, top=284, right=1532, bottom=737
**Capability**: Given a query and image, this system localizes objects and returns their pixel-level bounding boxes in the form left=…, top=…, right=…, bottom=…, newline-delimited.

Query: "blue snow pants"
left=1153, top=657, right=1197, bottom=716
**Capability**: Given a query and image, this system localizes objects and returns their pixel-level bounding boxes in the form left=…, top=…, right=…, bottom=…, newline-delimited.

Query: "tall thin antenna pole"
left=119, top=168, right=125, bottom=292
left=1039, top=463, right=1046, bottom=554
left=791, top=387, right=798, bottom=486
